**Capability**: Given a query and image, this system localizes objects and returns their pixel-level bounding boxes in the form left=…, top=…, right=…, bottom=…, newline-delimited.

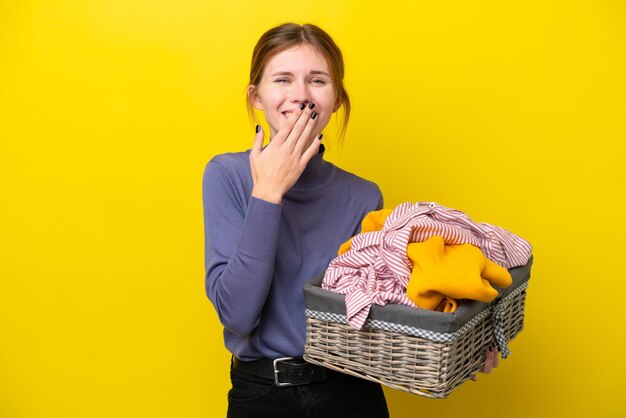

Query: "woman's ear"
left=332, top=96, right=342, bottom=113
left=248, top=85, right=264, bottom=111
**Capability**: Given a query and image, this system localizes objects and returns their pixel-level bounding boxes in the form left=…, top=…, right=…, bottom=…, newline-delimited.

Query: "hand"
left=470, top=345, right=500, bottom=381
left=249, top=104, right=322, bottom=204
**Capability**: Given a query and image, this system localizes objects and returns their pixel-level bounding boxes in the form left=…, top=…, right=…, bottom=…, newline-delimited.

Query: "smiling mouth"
left=282, top=110, right=319, bottom=118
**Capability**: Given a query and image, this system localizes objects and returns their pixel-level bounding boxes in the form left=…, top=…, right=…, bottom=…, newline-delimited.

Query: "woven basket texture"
left=304, top=288, right=527, bottom=398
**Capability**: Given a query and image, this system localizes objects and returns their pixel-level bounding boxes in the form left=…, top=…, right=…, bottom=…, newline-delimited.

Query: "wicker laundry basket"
left=303, top=257, right=533, bottom=399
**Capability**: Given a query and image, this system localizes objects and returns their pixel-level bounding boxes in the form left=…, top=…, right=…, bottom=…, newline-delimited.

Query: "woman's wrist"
left=251, top=184, right=284, bottom=205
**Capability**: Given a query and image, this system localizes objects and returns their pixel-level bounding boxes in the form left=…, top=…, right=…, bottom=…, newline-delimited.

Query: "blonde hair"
left=247, top=23, right=351, bottom=140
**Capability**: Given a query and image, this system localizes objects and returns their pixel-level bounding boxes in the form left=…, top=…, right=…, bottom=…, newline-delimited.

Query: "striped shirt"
left=321, top=202, right=533, bottom=329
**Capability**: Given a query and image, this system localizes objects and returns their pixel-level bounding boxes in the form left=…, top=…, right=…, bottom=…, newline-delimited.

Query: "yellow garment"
left=435, top=296, right=457, bottom=313
left=406, top=236, right=512, bottom=312
left=337, top=209, right=393, bottom=256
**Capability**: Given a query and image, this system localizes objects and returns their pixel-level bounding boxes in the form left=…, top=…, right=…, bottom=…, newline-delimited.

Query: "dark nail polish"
left=488, top=346, right=493, bottom=352
left=255, top=124, right=260, bottom=133
left=308, top=102, right=315, bottom=109
left=311, top=111, right=317, bottom=119
left=299, top=103, right=306, bottom=110
left=318, top=134, right=323, bottom=141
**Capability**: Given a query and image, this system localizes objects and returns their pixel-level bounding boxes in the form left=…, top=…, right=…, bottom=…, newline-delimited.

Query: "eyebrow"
left=270, top=70, right=330, bottom=77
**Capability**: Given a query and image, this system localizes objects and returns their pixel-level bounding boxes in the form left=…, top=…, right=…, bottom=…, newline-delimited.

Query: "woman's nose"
left=291, top=82, right=311, bottom=105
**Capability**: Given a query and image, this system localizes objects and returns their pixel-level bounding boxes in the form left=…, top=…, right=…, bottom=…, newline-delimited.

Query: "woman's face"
left=249, top=43, right=341, bottom=142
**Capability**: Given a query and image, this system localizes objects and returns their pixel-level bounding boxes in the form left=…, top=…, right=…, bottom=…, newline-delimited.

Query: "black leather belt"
left=232, top=356, right=327, bottom=387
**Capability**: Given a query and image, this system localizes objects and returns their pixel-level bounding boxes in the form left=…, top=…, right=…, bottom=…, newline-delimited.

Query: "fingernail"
left=308, top=102, right=315, bottom=109
left=299, top=103, right=306, bottom=110
left=311, top=111, right=317, bottom=119
left=488, top=346, right=493, bottom=352
left=318, top=134, right=323, bottom=141
left=255, top=124, right=260, bottom=133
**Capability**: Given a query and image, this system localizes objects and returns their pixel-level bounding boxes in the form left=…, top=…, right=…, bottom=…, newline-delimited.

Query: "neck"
left=291, top=144, right=333, bottom=191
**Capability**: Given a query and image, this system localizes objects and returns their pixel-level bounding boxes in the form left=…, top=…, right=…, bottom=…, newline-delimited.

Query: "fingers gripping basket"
left=303, top=257, right=533, bottom=399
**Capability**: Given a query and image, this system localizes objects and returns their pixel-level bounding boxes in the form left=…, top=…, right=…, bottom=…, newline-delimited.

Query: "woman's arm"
left=203, top=108, right=322, bottom=336
left=202, top=160, right=281, bottom=336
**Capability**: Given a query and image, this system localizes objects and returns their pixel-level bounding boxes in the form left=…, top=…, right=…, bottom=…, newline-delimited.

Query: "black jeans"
left=227, top=366, right=389, bottom=418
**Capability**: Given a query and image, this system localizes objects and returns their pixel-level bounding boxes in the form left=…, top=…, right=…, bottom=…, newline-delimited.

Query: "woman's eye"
left=312, top=79, right=326, bottom=85
left=275, top=78, right=288, bottom=83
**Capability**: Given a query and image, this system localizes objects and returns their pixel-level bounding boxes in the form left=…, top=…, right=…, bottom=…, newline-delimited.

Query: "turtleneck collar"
left=290, top=144, right=336, bottom=192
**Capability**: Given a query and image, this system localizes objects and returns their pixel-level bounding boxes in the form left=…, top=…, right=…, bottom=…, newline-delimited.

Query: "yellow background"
left=1, top=1, right=625, bottom=417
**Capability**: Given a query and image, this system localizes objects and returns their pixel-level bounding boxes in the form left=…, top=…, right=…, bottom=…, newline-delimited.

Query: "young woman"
left=202, top=23, right=389, bottom=417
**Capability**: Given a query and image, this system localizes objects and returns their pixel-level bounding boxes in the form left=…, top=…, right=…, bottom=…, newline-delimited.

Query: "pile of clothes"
left=322, top=202, right=533, bottom=329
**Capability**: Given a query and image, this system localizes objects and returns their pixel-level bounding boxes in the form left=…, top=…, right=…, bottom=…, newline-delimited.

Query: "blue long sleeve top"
left=202, top=145, right=383, bottom=360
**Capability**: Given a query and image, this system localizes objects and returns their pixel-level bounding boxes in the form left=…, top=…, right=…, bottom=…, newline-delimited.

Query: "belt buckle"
left=273, top=357, right=306, bottom=387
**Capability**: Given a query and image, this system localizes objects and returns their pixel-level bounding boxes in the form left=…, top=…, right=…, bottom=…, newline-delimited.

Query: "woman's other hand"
left=470, top=345, right=500, bottom=381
